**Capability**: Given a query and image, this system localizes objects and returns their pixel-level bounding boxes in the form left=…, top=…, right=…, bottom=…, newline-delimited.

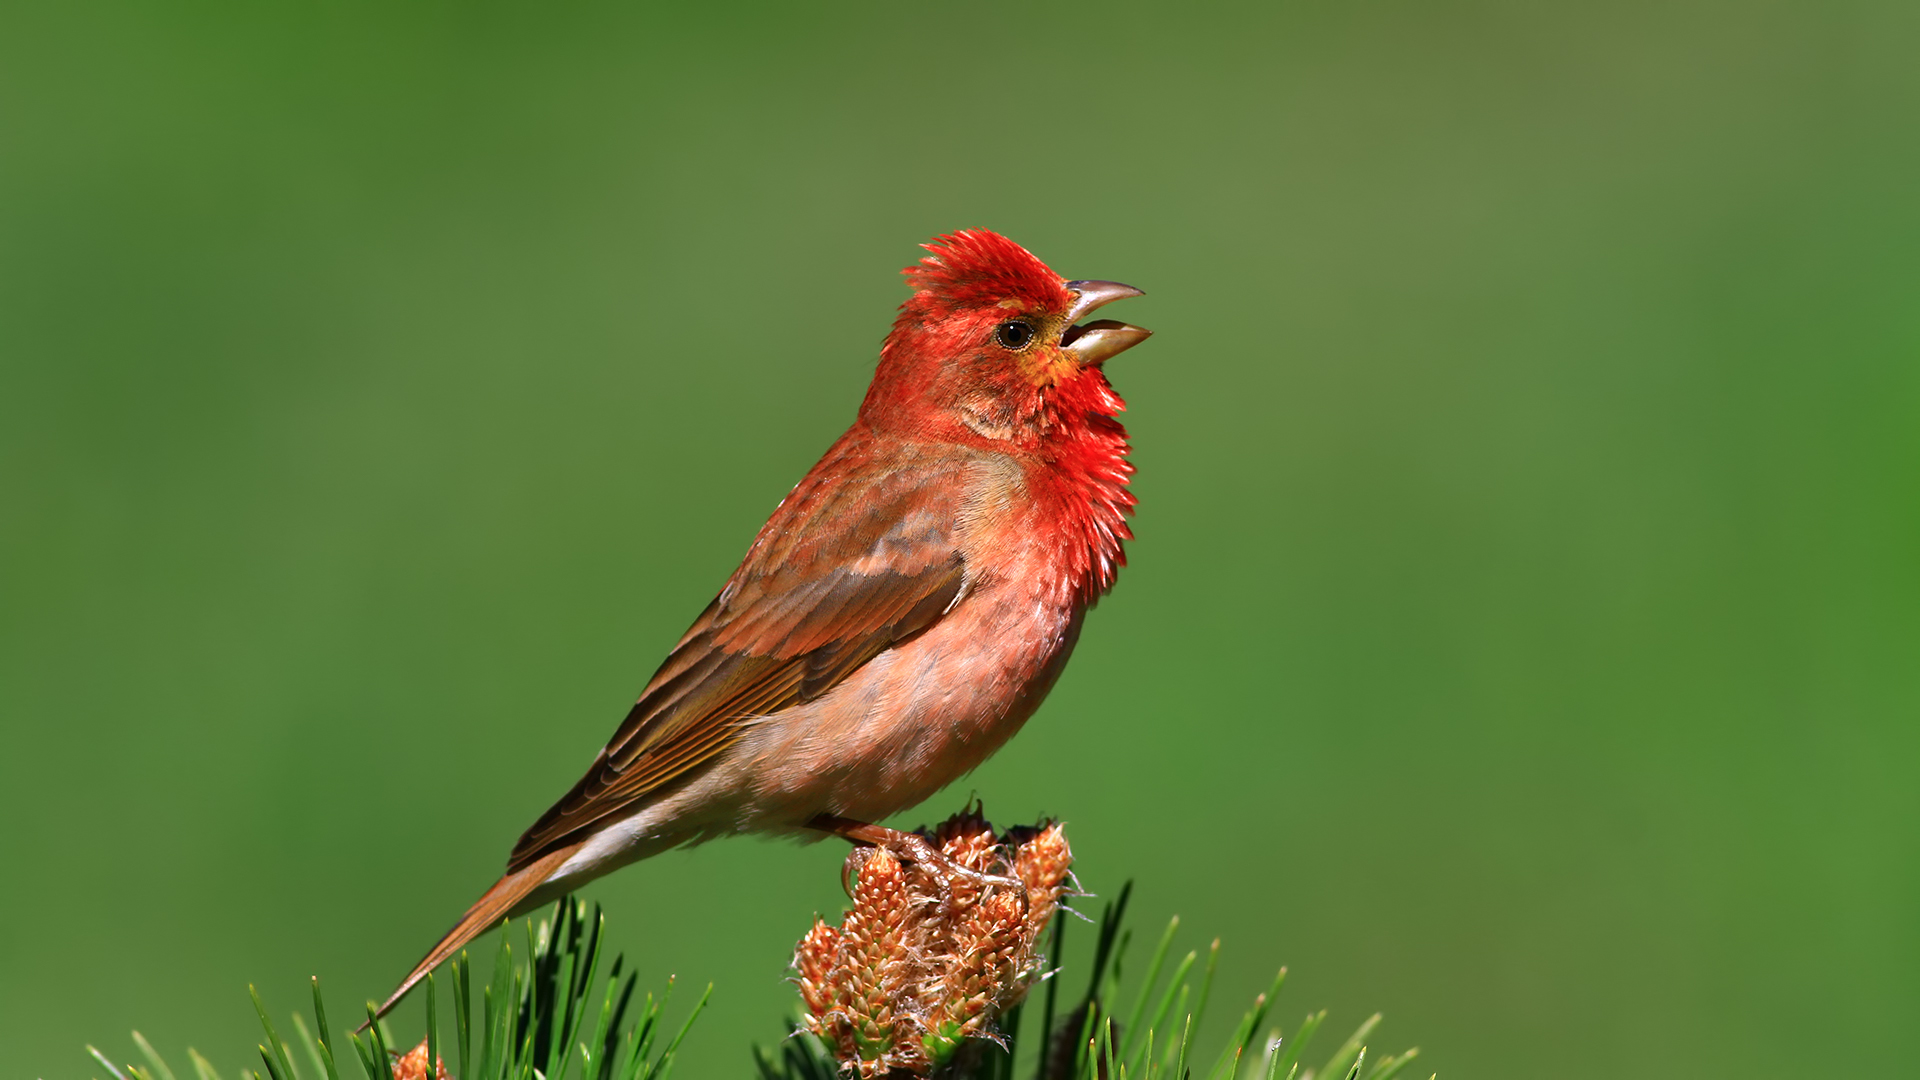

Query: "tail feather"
left=365, top=843, right=584, bottom=1026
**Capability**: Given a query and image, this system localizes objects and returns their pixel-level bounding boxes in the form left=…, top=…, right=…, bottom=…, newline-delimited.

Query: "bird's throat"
left=1035, top=375, right=1135, bottom=604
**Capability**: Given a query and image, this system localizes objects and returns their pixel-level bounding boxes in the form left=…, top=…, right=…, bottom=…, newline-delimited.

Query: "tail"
left=364, top=843, right=584, bottom=1027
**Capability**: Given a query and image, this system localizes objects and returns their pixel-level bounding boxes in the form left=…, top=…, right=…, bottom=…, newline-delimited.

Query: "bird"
left=370, top=229, right=1151, bottom=1019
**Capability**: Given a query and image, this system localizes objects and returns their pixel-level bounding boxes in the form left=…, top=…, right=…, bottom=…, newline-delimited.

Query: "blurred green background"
left=3, top=1, right=1916, bottom=1076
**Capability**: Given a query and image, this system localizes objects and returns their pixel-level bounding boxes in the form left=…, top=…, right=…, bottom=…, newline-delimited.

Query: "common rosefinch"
left=373, top=230, right=1149, bottom=1016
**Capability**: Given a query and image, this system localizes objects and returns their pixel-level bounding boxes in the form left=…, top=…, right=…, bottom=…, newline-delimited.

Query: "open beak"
left=1060, top=279, right=1151, bottom=366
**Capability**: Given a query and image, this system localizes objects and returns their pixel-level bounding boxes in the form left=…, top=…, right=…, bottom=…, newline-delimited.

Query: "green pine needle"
left=90, top=1045, right=134, bottom=1080
left=132, top=1032, right=180, bottom=1080
left=187, top=1048, right=225, bottom=1080
left=1316, top=1012, right=1381, bottom=1080
left=248, top=987, right=298, bottom=1080
left=1120, top=916, right=1179, bottom=1066
left=307, top=978, right=341, bottom=1080
left=1363, top=1047, right=1420, bottom=1080
left=1269, top=1010, right=1325, bottom=1080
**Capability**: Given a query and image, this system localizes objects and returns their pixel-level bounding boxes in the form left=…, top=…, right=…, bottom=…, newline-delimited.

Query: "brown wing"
left=508, top=441, right=968, bottom=871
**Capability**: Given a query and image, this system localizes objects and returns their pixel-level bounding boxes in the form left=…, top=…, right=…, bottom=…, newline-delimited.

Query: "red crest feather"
left=901, top=230, right=1071, bottom=316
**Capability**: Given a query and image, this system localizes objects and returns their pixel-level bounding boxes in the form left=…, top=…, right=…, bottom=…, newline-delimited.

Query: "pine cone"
left=791, top=808, right=1075, bottom=1078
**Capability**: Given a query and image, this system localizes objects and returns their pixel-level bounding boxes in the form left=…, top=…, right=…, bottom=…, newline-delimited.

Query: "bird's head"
left=861, top=230, right=1150, bottom=446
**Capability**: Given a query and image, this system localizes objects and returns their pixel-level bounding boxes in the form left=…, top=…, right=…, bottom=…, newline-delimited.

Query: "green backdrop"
left=3, top=2, right=1915, bottom=1077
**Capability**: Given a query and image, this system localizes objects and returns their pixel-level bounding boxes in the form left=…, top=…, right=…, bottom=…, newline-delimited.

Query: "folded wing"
left=508, top=453, right=967, bottom=871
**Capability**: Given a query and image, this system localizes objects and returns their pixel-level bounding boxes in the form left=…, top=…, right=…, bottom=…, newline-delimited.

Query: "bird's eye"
left=994, top=320, right=1036, bottom=350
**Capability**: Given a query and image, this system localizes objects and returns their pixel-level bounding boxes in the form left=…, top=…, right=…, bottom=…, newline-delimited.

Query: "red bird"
left=374, top=230, right=1150, bottom=1016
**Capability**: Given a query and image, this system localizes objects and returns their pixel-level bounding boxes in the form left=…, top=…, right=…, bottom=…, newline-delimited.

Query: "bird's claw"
left=813, top=813, right=1029, bottom=916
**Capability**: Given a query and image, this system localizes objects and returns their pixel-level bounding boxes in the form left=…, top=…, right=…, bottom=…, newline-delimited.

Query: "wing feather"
left=507, top=442, right=969, bottom=872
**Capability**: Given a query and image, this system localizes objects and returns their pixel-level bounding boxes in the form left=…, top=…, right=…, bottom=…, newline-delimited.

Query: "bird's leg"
left=809, top=814, right=1026, bottom=898
left=811, top=814, right=957, bottom=896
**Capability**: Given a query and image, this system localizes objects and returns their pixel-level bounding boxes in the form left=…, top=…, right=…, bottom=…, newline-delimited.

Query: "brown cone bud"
left=789, top=808, right=1075, bottom=1077
left=390, top=1040, right=449, bottom=1080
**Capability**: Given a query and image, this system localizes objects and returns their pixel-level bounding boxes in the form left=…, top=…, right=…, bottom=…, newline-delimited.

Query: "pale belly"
left=731, top=580, right=1085, bottom=825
